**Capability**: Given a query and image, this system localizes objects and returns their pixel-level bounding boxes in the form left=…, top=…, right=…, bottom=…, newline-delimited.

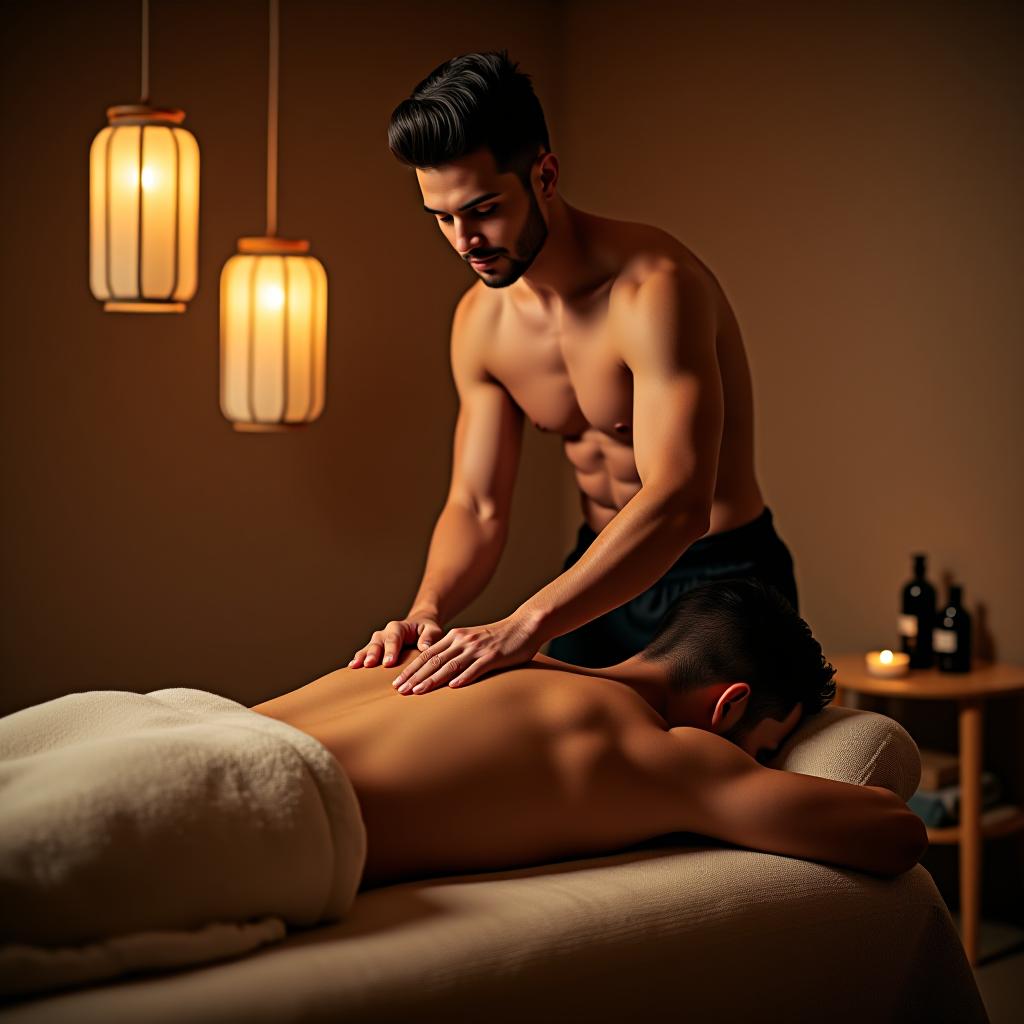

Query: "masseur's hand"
left=348, top=612, right=444, bottom=669
left=390, top=611, right=543, bottom=694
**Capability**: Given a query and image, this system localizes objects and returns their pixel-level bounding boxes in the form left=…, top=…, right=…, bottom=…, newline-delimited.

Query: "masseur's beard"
left=473, top=184, right=549, bottom=289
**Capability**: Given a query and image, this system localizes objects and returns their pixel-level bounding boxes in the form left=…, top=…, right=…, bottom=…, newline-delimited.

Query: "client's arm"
left=627, top=725, right=928, bottom=877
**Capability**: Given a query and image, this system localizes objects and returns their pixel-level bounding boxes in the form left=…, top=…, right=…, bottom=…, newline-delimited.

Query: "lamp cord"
left=140, top=0, right=150, bottom=104
left=266, top=0, right=279, bottom=238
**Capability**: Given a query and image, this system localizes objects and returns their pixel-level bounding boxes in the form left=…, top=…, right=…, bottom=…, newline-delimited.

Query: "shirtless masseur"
left=349, top=50, right=800, bottom=693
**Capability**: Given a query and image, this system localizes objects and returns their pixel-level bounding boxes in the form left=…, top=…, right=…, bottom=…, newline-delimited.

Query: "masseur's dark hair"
left=640, top=578, right=836, bottom=731
left=387, top=49, right=550, bottom=188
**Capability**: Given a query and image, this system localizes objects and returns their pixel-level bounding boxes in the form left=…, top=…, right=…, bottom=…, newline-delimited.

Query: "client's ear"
left=710, top=682, right=751, bottom=733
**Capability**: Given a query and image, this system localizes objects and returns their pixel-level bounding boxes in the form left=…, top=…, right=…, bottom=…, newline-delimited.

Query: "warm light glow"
left=90, top=118, right=200, bottom=312
left=259, top=284, right=285, bottom=311
left=124, top=165, right=158, bottom=190
left=865, top=648, right=910, bottom=678
left=220, top=247, right=327, bottom=429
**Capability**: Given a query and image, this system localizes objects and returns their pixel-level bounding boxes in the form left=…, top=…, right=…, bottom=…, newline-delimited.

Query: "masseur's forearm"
left=516, top=489, right=710, bottom=645
left=407, top=501, right=508, bottom=624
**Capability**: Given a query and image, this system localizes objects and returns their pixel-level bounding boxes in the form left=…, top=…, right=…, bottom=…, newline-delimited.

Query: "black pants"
left=545, top=505, right=799, bottom=668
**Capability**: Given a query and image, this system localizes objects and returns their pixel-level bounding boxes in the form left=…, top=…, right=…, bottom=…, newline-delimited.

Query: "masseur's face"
left=416, top=146, right=550, bottom=289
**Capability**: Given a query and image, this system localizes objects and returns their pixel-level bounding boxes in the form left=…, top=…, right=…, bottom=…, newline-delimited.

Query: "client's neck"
left=533, top=651, right=718, bottom=726
left=584, top=654, right=672, bottom=717
left=586, top=655, right=726, bottom=730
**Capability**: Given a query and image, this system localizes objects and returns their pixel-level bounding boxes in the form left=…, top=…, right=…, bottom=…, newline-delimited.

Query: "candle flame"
left=880, top=649, right=894, bottom=664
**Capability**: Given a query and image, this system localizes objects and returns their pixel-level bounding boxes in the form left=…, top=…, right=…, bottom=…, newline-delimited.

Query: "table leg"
left=958, top=699, right=983, bottom=966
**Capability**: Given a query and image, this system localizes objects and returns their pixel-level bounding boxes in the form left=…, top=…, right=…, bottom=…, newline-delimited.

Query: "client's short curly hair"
left=640, top=578, right=836, bottom=731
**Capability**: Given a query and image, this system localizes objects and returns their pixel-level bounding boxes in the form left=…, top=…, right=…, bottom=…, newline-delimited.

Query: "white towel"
left=0, top=687, right=366, bottom=1000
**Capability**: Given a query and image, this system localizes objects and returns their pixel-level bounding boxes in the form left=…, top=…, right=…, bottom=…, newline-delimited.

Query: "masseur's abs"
left=252, top=651, right=669, bottom=886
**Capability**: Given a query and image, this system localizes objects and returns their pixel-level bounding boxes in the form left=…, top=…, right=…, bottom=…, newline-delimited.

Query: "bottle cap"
left=949, top=584, right=963, bottom=605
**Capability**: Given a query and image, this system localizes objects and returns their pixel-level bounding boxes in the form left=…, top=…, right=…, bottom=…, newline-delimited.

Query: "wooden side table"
left=832, top=655, right=1024, bottom=966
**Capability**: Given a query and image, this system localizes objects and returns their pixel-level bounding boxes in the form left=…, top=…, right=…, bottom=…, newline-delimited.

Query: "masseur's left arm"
left=392, top=266, right=724, bottom=694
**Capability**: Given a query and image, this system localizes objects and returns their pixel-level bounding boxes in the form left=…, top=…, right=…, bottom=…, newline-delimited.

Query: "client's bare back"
left=253, top=653, right=926, bottom=885
left=253, top=654, right=679, bottom=884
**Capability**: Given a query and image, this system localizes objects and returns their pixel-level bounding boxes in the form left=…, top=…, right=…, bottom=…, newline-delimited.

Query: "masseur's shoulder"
left=449, top=282, right=498, bottom=378
left=452, top=280, right=498, bottom=332
left=605, top=223, right=721, bottom=311
left=452, top=280, right=501, bottom=340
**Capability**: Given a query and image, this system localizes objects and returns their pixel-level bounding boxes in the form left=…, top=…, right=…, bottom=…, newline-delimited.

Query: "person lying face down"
left=251, top=579, right=927, bottom=887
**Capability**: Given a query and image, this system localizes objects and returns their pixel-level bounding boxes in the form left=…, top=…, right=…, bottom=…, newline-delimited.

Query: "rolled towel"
left=0, top=687, right=366, bottom=1000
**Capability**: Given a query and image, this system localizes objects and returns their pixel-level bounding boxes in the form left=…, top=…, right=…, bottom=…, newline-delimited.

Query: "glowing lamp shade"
left=220, top=237, right=327, bottom=431
left=89, top=105, right=199, bottom=313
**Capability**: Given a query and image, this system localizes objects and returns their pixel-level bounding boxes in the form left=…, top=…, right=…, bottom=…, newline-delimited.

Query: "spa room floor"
left=965, top=916, right=1024, bottom=1023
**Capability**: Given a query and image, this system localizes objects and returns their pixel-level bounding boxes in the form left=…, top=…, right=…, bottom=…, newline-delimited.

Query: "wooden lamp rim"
left=107, top=105, right=186, bottom=126
left=237, top=237, right=311, bottom=255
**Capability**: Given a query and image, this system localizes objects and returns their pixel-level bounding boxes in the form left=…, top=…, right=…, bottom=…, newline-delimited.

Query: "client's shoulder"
left=508, top=665, right=668, bottom=736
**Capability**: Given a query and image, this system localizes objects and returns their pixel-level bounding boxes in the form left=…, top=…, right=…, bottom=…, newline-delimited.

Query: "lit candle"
left=865, top=648, right=911, bottom=678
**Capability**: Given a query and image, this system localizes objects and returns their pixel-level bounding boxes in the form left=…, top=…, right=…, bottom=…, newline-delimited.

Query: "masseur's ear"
left=535, top=150, right=559, bottom=200
left=710, top=682, right=751, bottom=734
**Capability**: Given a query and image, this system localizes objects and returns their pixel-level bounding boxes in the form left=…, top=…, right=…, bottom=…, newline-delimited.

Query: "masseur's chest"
left=485, top=294, right=636, bottom=443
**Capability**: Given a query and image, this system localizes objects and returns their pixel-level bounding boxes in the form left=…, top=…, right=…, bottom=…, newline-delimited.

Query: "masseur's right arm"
left=349, top=288, right=525, bottom=669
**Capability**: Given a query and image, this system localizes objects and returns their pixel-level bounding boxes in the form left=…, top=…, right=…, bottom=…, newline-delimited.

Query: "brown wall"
left=0, top=0, right=574, bottom=714
left=558, top=0, right=1023, bottom=918
left=2, top=0, right=1021, bottom=915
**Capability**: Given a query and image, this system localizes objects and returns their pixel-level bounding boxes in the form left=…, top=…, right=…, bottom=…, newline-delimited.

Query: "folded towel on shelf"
left=0, top=687, right=366, bottom=1000
left=908, top=772, right=1002, bottom=827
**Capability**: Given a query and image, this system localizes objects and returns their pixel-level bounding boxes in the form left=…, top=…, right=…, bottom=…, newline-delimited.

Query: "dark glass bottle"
left=898, top=553, right=935, bottom=668
left=933, top=584, right=972, bottom=673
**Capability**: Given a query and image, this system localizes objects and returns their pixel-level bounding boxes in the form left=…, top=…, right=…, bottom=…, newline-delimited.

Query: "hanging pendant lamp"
left=89, top=0, right=200, bottom=313
left=219, top=0, right=327, bottom=432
